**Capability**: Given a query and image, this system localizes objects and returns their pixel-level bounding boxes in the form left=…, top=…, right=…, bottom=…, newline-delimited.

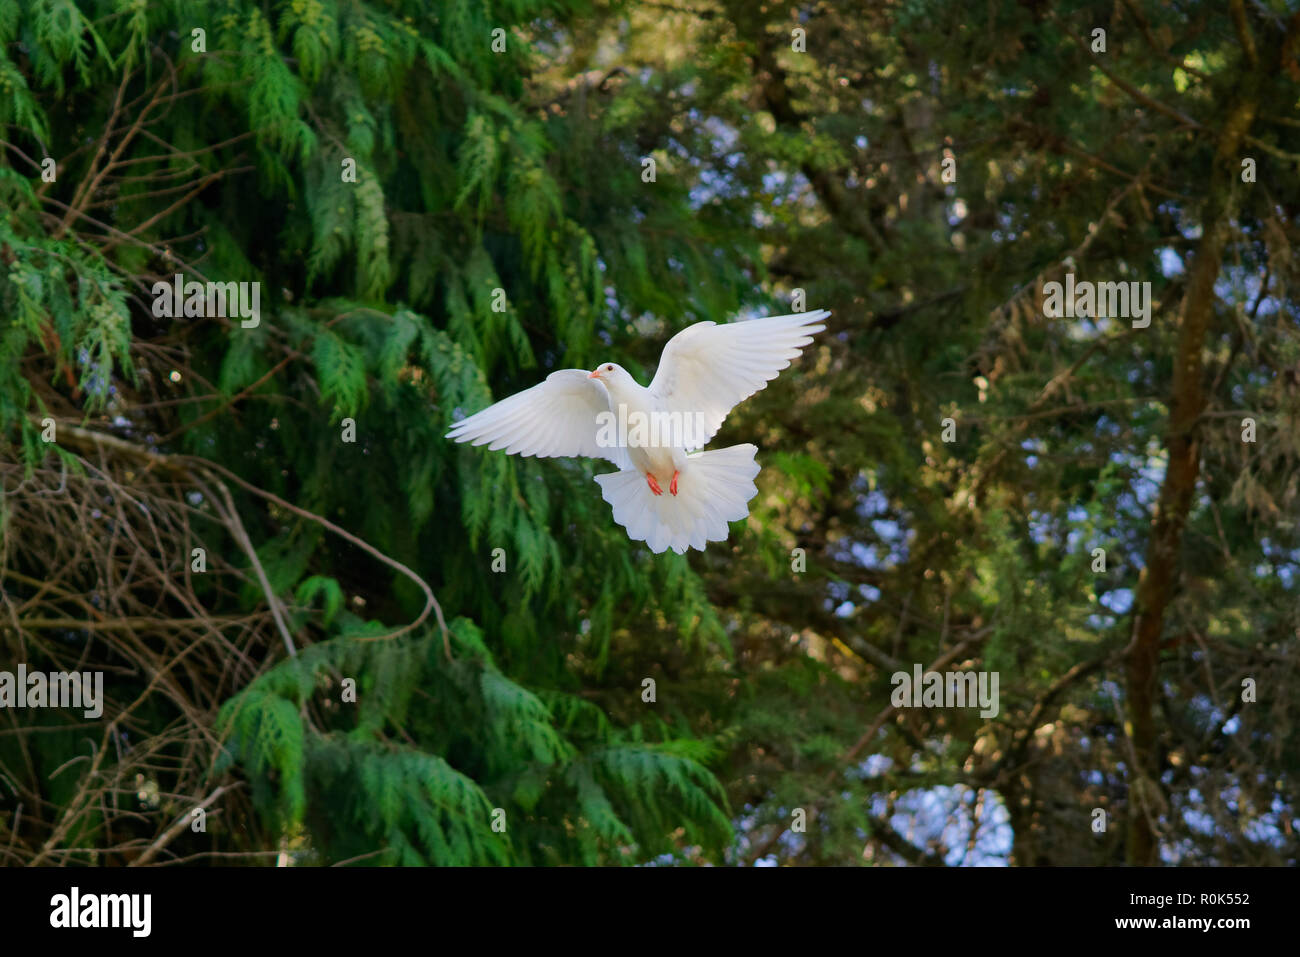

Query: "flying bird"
left=446, top=309, right=829, bottom=554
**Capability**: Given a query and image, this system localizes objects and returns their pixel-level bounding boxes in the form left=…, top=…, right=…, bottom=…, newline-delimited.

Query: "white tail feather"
left=594, top=444, right=760, bottom=554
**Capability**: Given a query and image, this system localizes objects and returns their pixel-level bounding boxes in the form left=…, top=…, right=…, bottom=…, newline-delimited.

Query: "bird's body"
left=446, top=309, right=829, bottom=553
left=596, top=373, right=687, bottom=489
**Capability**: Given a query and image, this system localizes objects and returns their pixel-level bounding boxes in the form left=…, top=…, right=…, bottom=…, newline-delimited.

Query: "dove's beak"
left=588, top=369, right=602, bottom=379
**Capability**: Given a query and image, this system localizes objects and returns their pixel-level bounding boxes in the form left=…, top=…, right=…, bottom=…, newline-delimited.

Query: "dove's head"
left=588, top=362, right=634, bottom=393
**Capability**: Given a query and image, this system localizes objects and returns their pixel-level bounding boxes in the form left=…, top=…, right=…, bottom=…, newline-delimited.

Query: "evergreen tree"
left=1, top=0, right=1296, bottom=866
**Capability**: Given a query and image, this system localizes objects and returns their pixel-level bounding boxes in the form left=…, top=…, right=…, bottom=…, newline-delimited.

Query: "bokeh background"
left=2, top=0, right=1298, bottom=865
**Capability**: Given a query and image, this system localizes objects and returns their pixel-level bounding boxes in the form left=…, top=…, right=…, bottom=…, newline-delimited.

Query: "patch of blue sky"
left=1124, top=357, right=1157, bottom=384
left=1157, top=246, right=1185, bottom=277
left=1244, top=822, right=1288, bottom=849
left=1129, top=451, right=1167, bottom=509
left=1094, top=413, right=1127, bottom=438
left=1182, top=807, right=1217, bottom=836
left=1065, top=312, right=1113, bottom=339
left=855, top=754, right=893, bottom=779
left=693, top=167, right=735, bottom=208
left=887, top=785, right=1014, bottom=866
left=1187, top=693, right=1222, bottom=729
left=761, top=168, right=789, bottom=198
left=855, top=486, right=890, bottom=519
left=1021, top=437, right=1043, bottom=469
left=1100, top=588, right=1132, bottom=614
left=1026, top=509, right=1053, bottom=545
left=826, top=540, right=878, bottom=573
left=871, top=517, right=902, bottom=541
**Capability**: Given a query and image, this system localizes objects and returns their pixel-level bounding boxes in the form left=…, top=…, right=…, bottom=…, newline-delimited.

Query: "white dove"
left=445, top=309, right=829, bottom=554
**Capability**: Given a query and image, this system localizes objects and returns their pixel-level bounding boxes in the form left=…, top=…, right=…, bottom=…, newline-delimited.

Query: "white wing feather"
left=445, top=369, right=630, bottom=468
left=648, top=309, right=828, bottom=449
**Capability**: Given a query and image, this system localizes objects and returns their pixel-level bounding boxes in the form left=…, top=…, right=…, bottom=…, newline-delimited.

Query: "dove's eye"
left=605, top=364, right=614, bottom=371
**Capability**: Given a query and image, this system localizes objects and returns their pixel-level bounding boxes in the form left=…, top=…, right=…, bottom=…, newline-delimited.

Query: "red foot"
left=669, top=471, right=679, bottom=496
left=646, top=473, right=663, bottom=496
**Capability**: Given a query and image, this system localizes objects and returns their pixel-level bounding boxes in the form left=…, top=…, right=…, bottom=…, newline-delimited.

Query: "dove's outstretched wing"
left=647, top=309, right=829, bottom=449
left=445, top=369, right=629, bottom=468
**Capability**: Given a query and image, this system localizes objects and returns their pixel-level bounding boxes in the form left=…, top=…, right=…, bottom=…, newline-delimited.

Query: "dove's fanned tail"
left=594, top=444, right=761, bottom=554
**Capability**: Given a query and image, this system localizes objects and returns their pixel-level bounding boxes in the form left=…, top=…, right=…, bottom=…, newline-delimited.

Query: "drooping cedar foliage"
left=1, top=0, right=745, bottom=866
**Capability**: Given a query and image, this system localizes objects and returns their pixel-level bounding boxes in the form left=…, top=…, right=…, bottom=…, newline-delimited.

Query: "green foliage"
left=215, top=620, right=730, bottom=864
left=3, top=0, right=1296, bottom=868
left=1, top=0, right=748, bottom=867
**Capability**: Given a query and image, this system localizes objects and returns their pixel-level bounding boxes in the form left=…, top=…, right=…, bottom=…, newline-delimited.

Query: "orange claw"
left=646, top=473, right=663, bottom=496
left=669, top=471, right=679, bottom=496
